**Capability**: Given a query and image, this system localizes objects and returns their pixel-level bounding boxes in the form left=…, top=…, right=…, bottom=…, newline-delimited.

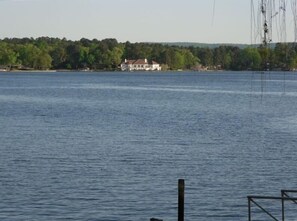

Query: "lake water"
left=1, top=71, right=297, bottom=221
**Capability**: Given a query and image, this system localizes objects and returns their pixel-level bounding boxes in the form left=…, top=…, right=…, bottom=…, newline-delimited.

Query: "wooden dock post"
left=178, top=179, right=185, bottom=221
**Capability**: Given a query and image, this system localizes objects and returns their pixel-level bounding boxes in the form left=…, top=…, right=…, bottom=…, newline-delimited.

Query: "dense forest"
left=0, top=37, right=297, bottom=71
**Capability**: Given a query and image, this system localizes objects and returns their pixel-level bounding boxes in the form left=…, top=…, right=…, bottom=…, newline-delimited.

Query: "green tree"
left=18, top=44, right=40, bottom=68
left=274, top=43, right=293, bottom=70
left=182, top=49, right=199, bottom=69
left=285, top=44, right=297, bottom=70
left=109, top=45, right=124, bottom=68
left=18, top=44, right=52, bottom=69
left=213, top=46, right=235, bottom=70
left=239, top=47, right=261, bottom=70
left=65, top=43, right=90, bottom=69
left=36, top=51, right=52, bottom=69
left=88, top=43, right=102, bottom=69
left=198, top=48, right=213, bottom=68
left=50, top=46, right=67, bottom=68
left=0, top=42, right=18, bottom=67
left=258, top=46, right=272, bottom=70
left=171, top=49, right=184, bottom=70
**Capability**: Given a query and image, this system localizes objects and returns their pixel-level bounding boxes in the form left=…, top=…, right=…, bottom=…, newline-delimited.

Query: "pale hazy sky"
left=0, top=0, right=295, bottom=43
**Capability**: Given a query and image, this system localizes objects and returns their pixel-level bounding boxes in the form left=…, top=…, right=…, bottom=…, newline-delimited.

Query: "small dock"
left=151, top=180, right=297, bottom=221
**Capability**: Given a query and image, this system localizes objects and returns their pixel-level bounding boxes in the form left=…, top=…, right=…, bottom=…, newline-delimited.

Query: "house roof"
left=122, top=59, right=159, bottom=65
left=133, top=59, right=148, bottom=65
left=124, top=59, right=136, bottom=64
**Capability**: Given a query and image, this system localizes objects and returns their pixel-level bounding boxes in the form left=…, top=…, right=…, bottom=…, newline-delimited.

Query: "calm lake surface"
left=1, top=71, right=297, bottom=221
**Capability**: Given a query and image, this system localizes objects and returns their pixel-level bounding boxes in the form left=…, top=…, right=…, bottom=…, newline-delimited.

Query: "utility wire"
left=211, top=0, right=216, bottom=26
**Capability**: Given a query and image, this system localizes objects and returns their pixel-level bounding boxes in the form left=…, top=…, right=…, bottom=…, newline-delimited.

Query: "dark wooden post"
left=178, top=179, right=185, bottom=221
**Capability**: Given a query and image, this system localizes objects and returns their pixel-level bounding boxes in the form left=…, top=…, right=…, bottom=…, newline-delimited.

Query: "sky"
left=0, top=0, right=295, bottom=44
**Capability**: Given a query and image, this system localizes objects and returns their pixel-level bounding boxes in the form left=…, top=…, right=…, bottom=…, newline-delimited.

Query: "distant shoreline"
left=1, top=37, right=297, bottom=72
left=1, top=69, right=296, bottom=74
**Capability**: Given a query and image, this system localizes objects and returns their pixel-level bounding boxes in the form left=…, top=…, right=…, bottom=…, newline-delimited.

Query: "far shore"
left=1, top=68, right=296, bottom=73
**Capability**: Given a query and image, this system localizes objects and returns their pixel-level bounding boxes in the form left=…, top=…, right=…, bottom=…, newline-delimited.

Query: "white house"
left=121, top=59, right=161, bottom=71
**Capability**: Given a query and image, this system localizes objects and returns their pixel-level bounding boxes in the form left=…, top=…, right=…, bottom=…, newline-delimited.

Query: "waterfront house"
left=121, top=59, right=161, bottom=71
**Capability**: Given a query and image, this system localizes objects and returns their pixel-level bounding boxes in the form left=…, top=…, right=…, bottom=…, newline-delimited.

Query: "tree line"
left=0, top=37, right=297, bottom=71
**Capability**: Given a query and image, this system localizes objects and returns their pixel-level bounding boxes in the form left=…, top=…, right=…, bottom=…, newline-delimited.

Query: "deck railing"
left=248, top=190, right=297, bottom=221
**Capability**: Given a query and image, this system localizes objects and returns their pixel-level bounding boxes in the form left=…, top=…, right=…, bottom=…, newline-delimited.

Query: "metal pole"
left=281, top=190, right=285, bottom=221
left=248, top=197, right=251, bottom=221
left=178, top=179, right=185, bottom=221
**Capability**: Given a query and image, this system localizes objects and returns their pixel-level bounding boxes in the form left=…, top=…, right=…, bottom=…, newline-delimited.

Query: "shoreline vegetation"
left=1, top=37, right=297, bottom=72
